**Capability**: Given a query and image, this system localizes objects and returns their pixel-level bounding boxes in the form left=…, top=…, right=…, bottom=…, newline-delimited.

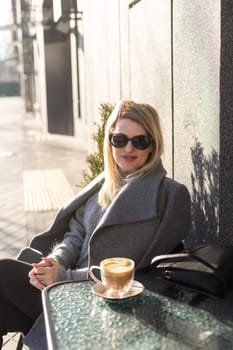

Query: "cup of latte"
left=89, top=257, right=135, bottom=298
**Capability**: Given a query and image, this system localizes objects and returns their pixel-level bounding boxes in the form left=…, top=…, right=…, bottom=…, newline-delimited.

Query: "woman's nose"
left=124, top=140, right=134, bottom=152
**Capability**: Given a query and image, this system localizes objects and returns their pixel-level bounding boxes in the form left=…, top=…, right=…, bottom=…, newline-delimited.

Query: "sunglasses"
left=109, top=133, right=154, bottom=150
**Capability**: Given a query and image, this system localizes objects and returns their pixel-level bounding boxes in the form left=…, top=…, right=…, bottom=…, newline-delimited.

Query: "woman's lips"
left=121, top=155, right=137, bottom=162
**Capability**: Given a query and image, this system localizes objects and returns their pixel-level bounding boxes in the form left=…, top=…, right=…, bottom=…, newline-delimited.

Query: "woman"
left=0, top=100, right=191, bottom=348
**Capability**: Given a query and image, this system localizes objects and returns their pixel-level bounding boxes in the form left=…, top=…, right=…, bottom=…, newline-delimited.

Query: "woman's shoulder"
left=160, top=175, right=188, bottom=188
left=158, top=176, right=190, bottom=200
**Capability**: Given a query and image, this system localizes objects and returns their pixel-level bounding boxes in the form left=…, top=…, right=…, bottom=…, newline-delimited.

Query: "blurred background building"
left=2, top=0, right=233, bottom=245
left=0, top=0, right=19, bottom=96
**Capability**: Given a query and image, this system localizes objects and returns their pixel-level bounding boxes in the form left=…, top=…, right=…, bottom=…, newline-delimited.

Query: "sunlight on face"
left=111, top=118, right=153, bottom=173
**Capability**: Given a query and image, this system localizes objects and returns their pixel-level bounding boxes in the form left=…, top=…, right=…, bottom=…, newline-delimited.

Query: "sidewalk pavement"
left=0, top=96, right=88, bottom=349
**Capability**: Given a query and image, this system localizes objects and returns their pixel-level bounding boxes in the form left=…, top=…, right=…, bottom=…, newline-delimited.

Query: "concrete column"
left=219, top=0, right=233, bottom=244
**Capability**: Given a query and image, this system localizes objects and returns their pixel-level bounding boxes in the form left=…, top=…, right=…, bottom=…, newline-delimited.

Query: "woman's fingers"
left=29, top=272, right=46, bottom=291
left=28, top=257, right=61, bottom=290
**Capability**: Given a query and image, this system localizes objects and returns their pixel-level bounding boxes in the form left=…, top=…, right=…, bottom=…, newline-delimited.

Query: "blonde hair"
left=99, top=100, right=164, bottom=208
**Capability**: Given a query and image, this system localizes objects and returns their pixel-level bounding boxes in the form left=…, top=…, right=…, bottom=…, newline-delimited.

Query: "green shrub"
left=82, top=102, right=115, bottom=185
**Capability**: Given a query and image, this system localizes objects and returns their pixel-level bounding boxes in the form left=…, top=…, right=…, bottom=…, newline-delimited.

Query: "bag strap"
left=151, top=250, right=217, bottom=273
left=151, top=253, right=189, bottom=265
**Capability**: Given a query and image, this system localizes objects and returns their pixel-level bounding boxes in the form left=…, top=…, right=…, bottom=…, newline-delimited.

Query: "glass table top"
left=43, top=271, right=233, bottom=350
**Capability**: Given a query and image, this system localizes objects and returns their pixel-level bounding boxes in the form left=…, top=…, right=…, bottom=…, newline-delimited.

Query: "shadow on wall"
left=185, top=139, right=219, bottom=246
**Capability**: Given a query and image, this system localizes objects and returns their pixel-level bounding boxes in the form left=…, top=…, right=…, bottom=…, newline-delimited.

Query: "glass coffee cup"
left=89, top=257, right=135, bottom=298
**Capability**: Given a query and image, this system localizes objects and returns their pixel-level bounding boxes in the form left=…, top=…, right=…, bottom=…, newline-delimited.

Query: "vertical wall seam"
left=128, top=3, right=131, bottom=98
left=118, top=0, right=122, bottom=98
left=171, top=0, right=174, bottom=178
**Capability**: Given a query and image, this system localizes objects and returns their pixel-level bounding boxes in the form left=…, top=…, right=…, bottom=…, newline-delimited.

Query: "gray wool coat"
left=21, top=162, right=191, bottom=350
left=18, top=162, right=191, bottom=279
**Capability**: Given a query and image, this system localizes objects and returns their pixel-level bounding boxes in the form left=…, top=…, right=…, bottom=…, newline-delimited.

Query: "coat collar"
left=62, top=161, right=166, bottom=228
left=62, top=172, right=104, bottom=213
left=95, top=161, right=166, bottom=228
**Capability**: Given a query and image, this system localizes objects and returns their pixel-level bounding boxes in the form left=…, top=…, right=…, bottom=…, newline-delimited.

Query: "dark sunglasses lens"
left=110, top=134, right=128, bottom=147
left=132, top=136, right=152, bottom=150
left=110, top=133, right=153, bottom=149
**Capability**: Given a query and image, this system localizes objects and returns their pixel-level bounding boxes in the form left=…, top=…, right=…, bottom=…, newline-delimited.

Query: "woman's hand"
left=28, top=257, right=61, bottom=291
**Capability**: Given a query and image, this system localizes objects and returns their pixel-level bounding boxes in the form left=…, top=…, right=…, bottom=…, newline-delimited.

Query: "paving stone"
left=0, top=96, right=88, bottom=349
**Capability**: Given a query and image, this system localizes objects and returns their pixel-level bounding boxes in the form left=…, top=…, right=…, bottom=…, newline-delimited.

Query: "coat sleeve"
left=56, top=265, right=89, bottom=282
left=49, top=206, right=86, bottom=268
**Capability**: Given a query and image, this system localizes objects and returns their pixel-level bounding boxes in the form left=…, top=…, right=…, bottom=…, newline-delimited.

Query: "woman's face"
left=111, top=118, right=153, bottom=173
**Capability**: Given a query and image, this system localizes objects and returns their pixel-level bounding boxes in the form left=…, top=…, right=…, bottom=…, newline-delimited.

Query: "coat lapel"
left=61, top=172, right=104, bottom=213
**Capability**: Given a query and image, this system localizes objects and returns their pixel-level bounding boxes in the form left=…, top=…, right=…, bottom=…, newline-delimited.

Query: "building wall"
left=128, top=1, right=173, bottom=175
left=173, top=1, right=220, bottom=244
left=75, top=0, right=122, bottom=149
left=74, top=0, right=222, bottom=244
left=28, top=0, right=228, bottom=244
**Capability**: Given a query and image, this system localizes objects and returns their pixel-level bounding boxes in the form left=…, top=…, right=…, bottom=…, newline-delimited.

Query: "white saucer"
left=92, top=280, right=144, bottom=300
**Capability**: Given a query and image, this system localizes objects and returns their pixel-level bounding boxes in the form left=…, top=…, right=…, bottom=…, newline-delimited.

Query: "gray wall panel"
left=129, top=0, right=172, bottom=175
left=173, top=0, right=220, bottom=244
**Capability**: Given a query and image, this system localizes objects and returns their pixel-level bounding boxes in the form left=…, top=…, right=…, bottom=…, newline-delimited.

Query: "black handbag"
left=151, top=244, right=233, bottom=297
